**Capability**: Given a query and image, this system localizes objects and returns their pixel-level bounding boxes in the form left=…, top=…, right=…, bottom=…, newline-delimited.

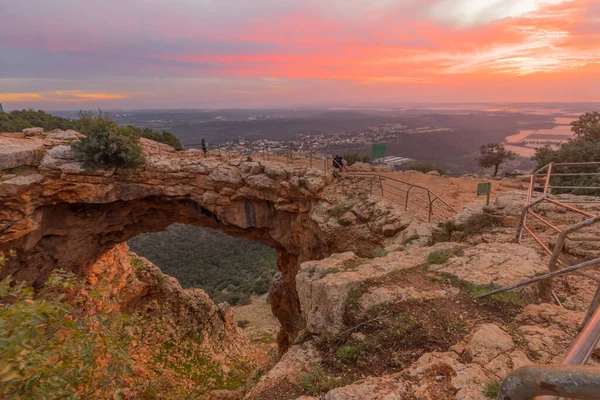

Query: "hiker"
left=201, top=138, right=208, bottom=157
left=332, top=155, right=344, bottom=179
left=333, top=155, right=343, bottom=170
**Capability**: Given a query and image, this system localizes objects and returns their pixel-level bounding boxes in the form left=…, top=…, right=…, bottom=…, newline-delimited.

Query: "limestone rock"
left=0, top=174, right=44, bottom=197
left=427, top=170, right=441, bottom=176
left=360, top=285, right=459, bottom=311
left=515, top=303, right=585, bottom=363
left=453, top=201, right=485, bottom=227
left=46, top=129, right=83, bottom=140
left=493, top=191, right=529, bottom=216
left=23, top=127, right=44, bottom=136
left=462, top=324, right=514, bottom=364
left=324, top=375, right=411, bottom=400
left=245, top=342, right=322, bottom=399
left=297, top=245, right=448, bottom=338
left=0, top=136, right=46, bottom=170
left=47, top=145, right=74, bottom=160
left=209, top=164, right=244, bottom=187
left=264, top=164, right=288, bottom=181
left=429, top=243, right=546, bottom=291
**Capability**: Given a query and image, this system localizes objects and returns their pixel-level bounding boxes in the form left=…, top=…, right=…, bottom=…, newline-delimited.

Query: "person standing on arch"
left=201, top=138, right=208, bottom=157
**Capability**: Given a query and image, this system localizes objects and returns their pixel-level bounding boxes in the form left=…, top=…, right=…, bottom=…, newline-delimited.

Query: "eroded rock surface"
left=0, top=135, right=417, bottom=353
left=429, top=243, right=547, bottom=291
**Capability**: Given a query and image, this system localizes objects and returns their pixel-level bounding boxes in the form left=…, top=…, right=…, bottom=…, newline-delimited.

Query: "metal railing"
left=339, top=173, right=458, bottom=222
left=526, top=162, right=600, bottom=204
left=486, top=162, right=600, bottom=399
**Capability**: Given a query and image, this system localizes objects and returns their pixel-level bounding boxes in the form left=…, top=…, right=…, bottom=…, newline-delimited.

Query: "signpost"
left=371, top=143, right=387, bottom=164
left=477, top=182, right=492, bottom=206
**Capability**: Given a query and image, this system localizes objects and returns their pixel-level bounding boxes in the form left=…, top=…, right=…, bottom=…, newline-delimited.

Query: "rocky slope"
left=2, top=129, right=599, bottom=399
left=245, top=191, right=600, bottom=400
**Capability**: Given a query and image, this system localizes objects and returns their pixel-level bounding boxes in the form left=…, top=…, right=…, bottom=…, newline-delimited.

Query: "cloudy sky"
left=1, top=0, right=599, bottom=110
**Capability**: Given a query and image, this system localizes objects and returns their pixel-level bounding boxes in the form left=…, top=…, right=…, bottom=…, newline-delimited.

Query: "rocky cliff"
left=0, top=131, right=415, bottom=354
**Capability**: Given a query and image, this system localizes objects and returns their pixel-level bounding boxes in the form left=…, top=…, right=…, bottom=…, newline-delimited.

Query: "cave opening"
left=128, top=223, right=282, bottom=343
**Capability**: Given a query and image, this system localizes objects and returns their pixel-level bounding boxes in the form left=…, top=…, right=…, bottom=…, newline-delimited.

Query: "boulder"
left=23, top=127, right=44, bottom=136
left=46, top=129, right=83, bottom=140
left=245, top=342, right=322, bottom=399
left=324, top=375, right=411, bottom=400
left=429, top=243, right=547, bottom=291
left=0, top=137, right=46, bottom=170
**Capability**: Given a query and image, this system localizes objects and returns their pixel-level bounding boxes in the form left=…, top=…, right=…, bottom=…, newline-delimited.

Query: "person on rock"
left=201, top=138, right=208, bottom=157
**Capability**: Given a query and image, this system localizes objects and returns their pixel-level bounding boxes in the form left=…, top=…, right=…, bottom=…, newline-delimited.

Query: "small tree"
left=71, top=112, right=144, bottom=170
left=570, top=111, right=600, bottom=142
left=477, top=143, right=516, bottom=177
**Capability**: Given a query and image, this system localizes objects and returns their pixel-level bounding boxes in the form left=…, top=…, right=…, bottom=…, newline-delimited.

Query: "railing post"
left=309, top=152, right=312, bottom=169
left=405, top=185, right=414, bottom=211
left=427, top=191, right=432, bottom=222
left=544, top=162, right=554, bottom=196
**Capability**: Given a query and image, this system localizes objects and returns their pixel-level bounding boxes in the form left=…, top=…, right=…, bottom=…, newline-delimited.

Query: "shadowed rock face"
left=1, top=137, right=412, bottom=353
left=0, top=139, right=336, bottom=353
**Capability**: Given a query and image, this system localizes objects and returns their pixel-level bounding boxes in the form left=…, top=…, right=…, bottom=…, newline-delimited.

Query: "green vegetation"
left=401, top=162, right=446, bottom=175
left=329, top=203, right=351, bottom=218
left=128, top=224, right=278, bottom=304
left=71, top=112, right=145, bottom=170
left=427, top=249, right=455, bottom=265
left=477, top=143, right=516, bottom=177
left=403, top=233, right=420, bottom=245
left=342, top=151, right=370, bottom=166
left=0, top=270, right=137, bottom=399
left=483, top=380, right=501, bottom=398
left=300, top=366, right=343, bottom=395
left=336, top=344, right=362, bottom=364
left=371, top=246, right=389, bottom=258
left=0, top=109, right=71, bottom=132
left=532, top=112, right=600, bottom=195
left=0, top=109, right=183, bottom=153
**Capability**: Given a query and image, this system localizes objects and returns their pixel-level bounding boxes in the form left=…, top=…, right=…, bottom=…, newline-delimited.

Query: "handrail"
left=497, top=365, right=600, bottom=400
left=340, top=173, right=458, bottom=222
left=495, top=162, right=600, bottom=400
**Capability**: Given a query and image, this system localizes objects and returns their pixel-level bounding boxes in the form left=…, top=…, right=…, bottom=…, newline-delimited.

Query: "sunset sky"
left=1, top=0, right=599, bottom=110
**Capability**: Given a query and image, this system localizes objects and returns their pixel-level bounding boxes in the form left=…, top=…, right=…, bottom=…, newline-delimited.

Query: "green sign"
left=477, top=182, right=492, bottom=205
left=371, top=142, right=387, bottom=162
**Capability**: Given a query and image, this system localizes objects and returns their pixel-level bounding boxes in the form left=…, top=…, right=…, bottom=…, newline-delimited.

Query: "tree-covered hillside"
left=128, top=224, right=278, bottom=304
left=0, top=109, right=183, bottom=150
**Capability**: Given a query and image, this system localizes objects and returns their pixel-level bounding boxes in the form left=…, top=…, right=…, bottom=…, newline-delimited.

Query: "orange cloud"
left=0, top=93, right=45, bottom=102
left=0, top=91, right=129, bottom=103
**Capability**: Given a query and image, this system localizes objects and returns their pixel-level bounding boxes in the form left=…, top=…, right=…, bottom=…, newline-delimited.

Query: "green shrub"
left=342, top=151, right=370, bottom=166
left=401, top=162, right=445, bottom=175
left=483, top=380, right=501, bottom=398
left=138, top=128, right=184, bottom=151
left=237, top=320, right=250, bottom=329
left=0, top=109, right=71, bottom=132
left=336, top=344, right=362, bottom=364
left=531, top=112, right=600, bottom=195
left=71, top=112, right=145, bottom=170
left=403, top=234, right=420, bottom=245
left=329, top=204, right=350, bottom=218
left=0, top=270, right=138, bottom=399
left=371, top=246, right=388, bottom=258
left=301, top=366, right=342, bottom=395
left=427, top=249, right=454, bottom=265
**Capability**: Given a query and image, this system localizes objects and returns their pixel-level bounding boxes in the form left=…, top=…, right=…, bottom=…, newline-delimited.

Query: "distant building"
left=0, top=103, right=4, bottom=113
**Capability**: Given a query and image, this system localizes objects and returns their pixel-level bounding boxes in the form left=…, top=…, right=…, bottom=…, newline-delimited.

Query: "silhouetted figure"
left=201, top=138, right=208, bottom=157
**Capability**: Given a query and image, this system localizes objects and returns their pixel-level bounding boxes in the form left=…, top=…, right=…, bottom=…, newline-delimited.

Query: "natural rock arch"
left=1, top=138, right=408, bottom=352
